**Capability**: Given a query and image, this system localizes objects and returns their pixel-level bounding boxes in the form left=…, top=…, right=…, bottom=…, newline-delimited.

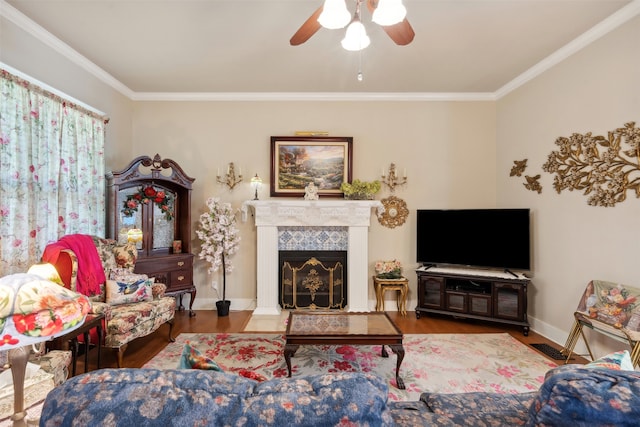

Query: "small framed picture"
left=270, top=136, right=353, bottom=197
left=172, top=240, right=182, bottom=254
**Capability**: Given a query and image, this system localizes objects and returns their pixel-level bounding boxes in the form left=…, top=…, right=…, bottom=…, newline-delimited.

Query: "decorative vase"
left=216, top=300, right=230, bottom=317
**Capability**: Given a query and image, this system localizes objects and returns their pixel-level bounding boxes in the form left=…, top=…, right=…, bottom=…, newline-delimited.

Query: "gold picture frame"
left=270, top=136, right=353, bottom=197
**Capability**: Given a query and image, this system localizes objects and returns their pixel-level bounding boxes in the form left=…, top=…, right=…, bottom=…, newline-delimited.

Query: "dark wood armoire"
left=106, top=154, right=197, bottom=316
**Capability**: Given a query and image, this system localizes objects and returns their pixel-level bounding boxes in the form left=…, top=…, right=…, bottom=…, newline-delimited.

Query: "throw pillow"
left=178, top=342, right=222, bottom=371
left=110, top=269, right=147, bottom=283
left=105, top=270, right=153, bottom=305
left=586, top=350, right=634, bottom=371
left=151, top=282, right=167, bottom=299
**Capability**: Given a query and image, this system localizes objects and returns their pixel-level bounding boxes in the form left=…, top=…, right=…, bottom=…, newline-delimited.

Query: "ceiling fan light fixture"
left=341, top=19, right=370, bottom=51
left=372, top=0, right=407, bottom=26
left=318, top=0, right=351, bottom=29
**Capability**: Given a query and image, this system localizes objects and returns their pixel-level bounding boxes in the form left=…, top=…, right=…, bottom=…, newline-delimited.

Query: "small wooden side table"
left=373, top=276, right=409, bottom=316
left=48, top=313, right=104, bottom=376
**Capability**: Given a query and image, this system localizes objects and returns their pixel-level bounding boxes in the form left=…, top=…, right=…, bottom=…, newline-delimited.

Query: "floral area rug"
left=143, top=332, right=557, bottom=402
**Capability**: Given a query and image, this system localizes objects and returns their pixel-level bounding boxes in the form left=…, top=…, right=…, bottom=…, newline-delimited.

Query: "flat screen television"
left=416, top=209, right=531, bottom=272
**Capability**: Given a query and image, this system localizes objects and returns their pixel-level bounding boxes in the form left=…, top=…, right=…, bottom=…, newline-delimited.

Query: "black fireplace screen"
left=279, top=250, right=347, bottom=309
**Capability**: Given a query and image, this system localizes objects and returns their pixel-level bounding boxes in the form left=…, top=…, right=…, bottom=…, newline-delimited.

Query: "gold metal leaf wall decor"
left=510, top=159, right=528, bottom=177
left=524, top=175, right=542, bottom=194
left=509, top=159, right=541, bottom=193
left=542, top=122, right=640, bottom=207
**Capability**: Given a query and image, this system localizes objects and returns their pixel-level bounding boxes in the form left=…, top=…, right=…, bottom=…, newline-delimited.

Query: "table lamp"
left=0, top=272, right=90, bottom=426
left=250, top=173, right=263, bottom=200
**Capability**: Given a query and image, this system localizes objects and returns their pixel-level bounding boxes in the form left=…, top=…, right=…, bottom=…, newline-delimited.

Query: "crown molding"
left=130, top=92, right=497, bottom=102
left=0, top=0, right=135, bottom=99
left=3, top=0, right=639, bottom=103
left=495, top=0, right=640, bottom=99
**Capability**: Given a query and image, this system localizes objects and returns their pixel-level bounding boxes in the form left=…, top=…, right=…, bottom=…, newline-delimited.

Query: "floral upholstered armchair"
left=43, top=235, right=176, bottom=367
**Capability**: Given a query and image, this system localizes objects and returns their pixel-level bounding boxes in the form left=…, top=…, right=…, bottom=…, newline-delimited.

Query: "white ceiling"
left=3, top=0, right=639, bottom=98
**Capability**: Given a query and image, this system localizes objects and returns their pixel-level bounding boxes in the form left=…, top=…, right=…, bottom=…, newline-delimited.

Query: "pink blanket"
left=42, top=234, right=105, bottom=296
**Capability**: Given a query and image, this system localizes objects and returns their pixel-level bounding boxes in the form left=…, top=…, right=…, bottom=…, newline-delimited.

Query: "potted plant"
left=196, top=197, right=241, bottom=316
left=375, top=260, right=403, bottom=279
left=340, top=179, right=381, bottom=200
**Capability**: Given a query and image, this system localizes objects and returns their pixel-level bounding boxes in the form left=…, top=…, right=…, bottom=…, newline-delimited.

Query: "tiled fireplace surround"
left=242, top=200, right=383, bottom=315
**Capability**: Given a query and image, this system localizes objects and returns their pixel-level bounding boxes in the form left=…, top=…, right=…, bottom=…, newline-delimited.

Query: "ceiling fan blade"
left=365, top=0, right=415, bottom=46
left=381, top=19, right=415, bottom=46
left=290, top=6, right=324, bottom=46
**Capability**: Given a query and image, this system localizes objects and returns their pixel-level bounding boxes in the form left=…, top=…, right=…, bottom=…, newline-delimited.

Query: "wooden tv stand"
left=416, top=267, right=530, bottom=335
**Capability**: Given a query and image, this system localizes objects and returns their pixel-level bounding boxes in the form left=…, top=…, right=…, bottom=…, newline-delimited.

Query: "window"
left=0, top=68, right=107, bottom=274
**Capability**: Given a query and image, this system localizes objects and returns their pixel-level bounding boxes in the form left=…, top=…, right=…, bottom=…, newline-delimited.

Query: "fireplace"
left=279, top=250, right=347, bottom=309
left=242, top=200, right=383, bottom=315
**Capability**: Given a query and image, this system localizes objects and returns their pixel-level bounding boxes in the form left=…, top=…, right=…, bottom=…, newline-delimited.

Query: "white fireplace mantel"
left=242, top=200, right=383, bottom=315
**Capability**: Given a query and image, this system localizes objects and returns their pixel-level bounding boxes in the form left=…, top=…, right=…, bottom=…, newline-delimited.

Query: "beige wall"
left=497, top=16, right=640, bottom=354
left=132, top=101, right=497, bottom=310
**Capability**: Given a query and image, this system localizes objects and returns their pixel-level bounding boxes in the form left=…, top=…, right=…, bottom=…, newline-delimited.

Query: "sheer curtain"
left=0, top=68, right=107, bottom=274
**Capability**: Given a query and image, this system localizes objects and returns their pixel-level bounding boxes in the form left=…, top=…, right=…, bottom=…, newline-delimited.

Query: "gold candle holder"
left=381, top=162, right=407, bottom=192
left=217, top=162, right=243, bottom=190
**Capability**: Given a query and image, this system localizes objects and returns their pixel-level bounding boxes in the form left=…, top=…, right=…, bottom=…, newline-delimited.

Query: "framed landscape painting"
left=270, top=136, right=353, bottom=197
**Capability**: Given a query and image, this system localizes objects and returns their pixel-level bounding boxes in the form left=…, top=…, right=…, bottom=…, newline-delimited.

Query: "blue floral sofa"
left=39, top=364, right=640, bottom=426
left=393, top=364, right=640, bottom=426
left=40, top=369, right=393, bottom=426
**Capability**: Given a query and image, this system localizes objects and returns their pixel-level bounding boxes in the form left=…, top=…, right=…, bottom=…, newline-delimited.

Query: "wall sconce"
left=381, top=162, right=407, bottom=192
left=217, top=162, right=243, bottom=190
left=250, top=173, right=263, bottom=200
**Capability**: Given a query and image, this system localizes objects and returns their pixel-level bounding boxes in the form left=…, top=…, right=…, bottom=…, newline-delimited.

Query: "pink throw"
left=42, top=234, right=105, bottom=296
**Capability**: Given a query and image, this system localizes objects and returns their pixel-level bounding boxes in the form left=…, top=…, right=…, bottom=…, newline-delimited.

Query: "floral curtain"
left=0, top=69, right=107, bottom=275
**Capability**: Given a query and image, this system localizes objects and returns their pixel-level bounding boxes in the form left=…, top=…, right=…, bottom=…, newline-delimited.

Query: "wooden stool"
left=373, top=276, right=409, bottom=316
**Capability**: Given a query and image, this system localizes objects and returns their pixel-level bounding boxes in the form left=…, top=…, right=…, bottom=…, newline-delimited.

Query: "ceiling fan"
left=290, top=0, right=415, bottom=47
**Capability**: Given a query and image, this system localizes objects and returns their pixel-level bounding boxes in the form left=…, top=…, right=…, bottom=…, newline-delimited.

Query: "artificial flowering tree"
left=196, top=197, right=240, bottom=316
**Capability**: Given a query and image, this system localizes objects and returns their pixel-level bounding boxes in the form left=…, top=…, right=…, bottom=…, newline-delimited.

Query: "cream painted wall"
left=497, top=16, right=640, bottom=355
left=132, top=101, right=497, bottom=310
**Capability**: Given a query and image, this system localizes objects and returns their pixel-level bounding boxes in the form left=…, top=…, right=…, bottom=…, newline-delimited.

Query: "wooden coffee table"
left=284, top=311, right=405, bottom=389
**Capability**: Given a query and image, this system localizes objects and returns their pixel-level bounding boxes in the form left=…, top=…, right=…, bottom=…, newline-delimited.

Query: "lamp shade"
left=0, top=273, right=91, bottom=350
left=127, top=228, right=143, bottom=243
left=26, top=263, right=63, bottom=286
left=371, top=0, right=407, bottom=26
left=250, top=173, right=263, bottom=185
left=318, top=0, right=351, bottom=29
left=341, top=20, right=371, bottom=51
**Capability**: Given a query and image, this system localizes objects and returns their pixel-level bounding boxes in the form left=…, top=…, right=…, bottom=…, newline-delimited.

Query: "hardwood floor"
left=74, top=309, right=587, bottom=376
